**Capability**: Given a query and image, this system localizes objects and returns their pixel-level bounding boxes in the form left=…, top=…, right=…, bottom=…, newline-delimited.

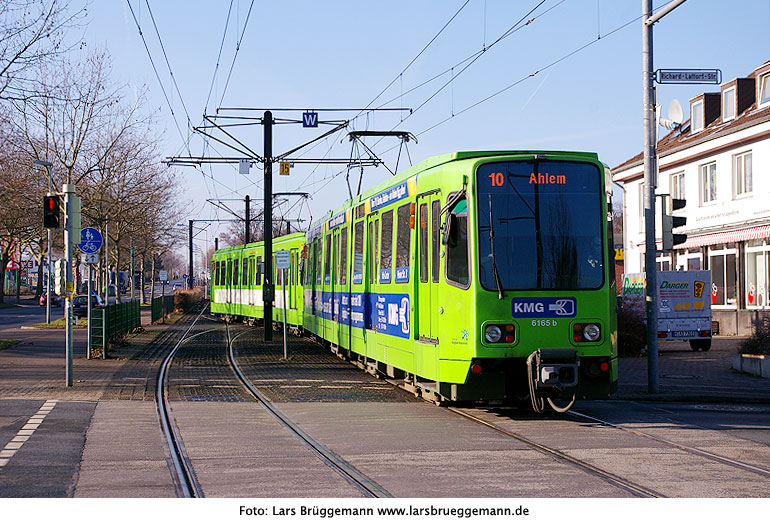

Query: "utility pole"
left=188, top=219, right=194, bottom=289
left=642, top=0, right=687, bottom=394
left=63, top=184, right=75, bottom=387
left=263, top=111, right=274, bottom=341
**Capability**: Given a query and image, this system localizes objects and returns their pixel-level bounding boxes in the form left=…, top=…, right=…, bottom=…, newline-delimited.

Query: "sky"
left=79, top=0, right=770, bottom=259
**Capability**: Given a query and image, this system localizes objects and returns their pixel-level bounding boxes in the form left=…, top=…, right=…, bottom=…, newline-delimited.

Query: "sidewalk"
left=615, top=336, right=770, bottom=403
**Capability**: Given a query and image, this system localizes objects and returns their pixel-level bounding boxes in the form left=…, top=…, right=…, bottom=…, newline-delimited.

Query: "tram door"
left=365, top=213, right=380, bottom=337
left=289, top=249, right=299, bottom=311
left=417, top=194, right=441, bottom=342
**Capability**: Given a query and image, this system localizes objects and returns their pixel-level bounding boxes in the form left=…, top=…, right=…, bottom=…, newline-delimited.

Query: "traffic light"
left=43, top=195, right=61, bottom=229
left=54, top=259, right=66, bottom=296
left=661, top=196, right=687, bottom=250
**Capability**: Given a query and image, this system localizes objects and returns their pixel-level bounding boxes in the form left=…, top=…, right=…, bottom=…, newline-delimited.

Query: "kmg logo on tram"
left=512, top=297, right=577, bottom=318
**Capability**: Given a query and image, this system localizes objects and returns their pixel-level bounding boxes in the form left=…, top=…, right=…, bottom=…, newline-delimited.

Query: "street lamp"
left=34, top=159, right=53, bottom=324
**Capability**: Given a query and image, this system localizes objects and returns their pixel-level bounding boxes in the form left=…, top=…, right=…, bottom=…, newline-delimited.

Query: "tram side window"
left=243, top=257, right=249, bottom=285
left=333, top=232, right=340, bottom=285
left=380, top=210, right=394, bottom=282
left=324, top=234, right=332, bottom=284
left=353, top=222, right=364, bottom=284
left=234, top=259, right=240, bottom=286
left=227, top=260, right=232, bottom=286
left=339, top=227, right=348, bottom=285
left=419, top=204, right=428, bottom=283
left=255, top=256, right=262, bottom=285
left=213, top=262, right=219, bottom=286
left=445, top=201, right=470, bottom=287
left=315, top=241, right=322, bottom=285
left=395, top=204, right=411, bottom=282
left=432, top=200, right=440, bottom=283
left=368, top=221, right=375, bottom=284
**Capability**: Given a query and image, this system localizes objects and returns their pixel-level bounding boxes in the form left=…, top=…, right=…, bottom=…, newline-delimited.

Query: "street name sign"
left=655, top=69, right=721, bottom=84
left=159, top=270, right=168, bottom=282
left=78, top=228, right=103, bottom=253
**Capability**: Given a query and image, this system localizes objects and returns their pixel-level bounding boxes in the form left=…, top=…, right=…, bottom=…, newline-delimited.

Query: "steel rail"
left=156, top=303, right=210, bottom=498
left=226, top=325, right=392, bottom=498
left=448, top=408, right=664, bottom=498
left=568, top=410, right=770, bottom=479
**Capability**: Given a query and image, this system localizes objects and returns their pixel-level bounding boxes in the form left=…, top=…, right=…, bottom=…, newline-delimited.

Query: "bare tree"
left=0, top=0, right=85, bottom=101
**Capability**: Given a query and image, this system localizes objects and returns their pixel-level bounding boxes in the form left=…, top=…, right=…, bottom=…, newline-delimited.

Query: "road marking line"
left=0, top=400, right=57, bottom=472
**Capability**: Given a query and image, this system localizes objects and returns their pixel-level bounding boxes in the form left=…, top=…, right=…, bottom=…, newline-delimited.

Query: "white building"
left=613, top=60, right=770, bottom=335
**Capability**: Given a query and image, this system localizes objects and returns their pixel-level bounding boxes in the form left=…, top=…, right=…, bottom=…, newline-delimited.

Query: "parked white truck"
left=622, top=270, right=712, bottom=351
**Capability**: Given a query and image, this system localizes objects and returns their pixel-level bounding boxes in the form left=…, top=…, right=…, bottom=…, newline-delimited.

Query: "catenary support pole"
left=245, top=194, right=250, bottom=245
left=264, top=111, right=274, bottom=341
left=188, top=219, right=194, bottom=289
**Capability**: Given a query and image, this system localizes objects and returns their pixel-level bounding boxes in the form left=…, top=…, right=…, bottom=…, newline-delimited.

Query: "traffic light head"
left=661, top=195, right=687, bottom=250
left=43, top=195, right=61, bottom=229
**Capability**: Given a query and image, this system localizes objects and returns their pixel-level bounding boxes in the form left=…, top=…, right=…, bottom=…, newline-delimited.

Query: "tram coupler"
left=529, top=348, right=579, bottom=394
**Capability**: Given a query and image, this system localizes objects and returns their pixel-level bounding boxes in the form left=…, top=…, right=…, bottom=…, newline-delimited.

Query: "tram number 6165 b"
left=531, top=319, right=558, bottom=327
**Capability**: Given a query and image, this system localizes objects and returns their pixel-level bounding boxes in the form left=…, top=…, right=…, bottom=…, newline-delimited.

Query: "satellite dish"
left=668, top=99, right=683, bottom=124
left=659, top=99, right=683, bottom=131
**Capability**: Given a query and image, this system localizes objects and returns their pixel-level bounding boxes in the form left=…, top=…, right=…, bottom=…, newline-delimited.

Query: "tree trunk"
left=150, top=254, right=156, bottom=301
left=139, top=252, right=146, bottom=304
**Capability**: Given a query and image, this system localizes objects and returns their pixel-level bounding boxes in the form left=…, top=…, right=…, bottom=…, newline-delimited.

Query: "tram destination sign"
left=655, top=68, right=721, bottom=85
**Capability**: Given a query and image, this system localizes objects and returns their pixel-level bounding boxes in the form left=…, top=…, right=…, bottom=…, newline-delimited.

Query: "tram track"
left=567, top=409, right=770, bottom=480
left=226, top=323, right=392, bottom=498
left=155, top=302, right=209, bottom=498
left=447, top=407, right=664, bottom=498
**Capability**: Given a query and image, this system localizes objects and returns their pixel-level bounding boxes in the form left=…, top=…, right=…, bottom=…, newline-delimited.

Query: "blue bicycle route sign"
left=78, top=228, right=103, bottom=254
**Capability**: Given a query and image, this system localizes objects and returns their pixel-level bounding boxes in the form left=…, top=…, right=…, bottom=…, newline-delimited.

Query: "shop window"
left=746, top=241, right=769, bottom=308
left=709, top=246, right=737, bottom=307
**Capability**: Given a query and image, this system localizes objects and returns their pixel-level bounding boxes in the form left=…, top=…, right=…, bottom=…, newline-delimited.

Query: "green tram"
left=211, top=232, right=305, bottom=327
left=211, top=151, right=617, bottom=411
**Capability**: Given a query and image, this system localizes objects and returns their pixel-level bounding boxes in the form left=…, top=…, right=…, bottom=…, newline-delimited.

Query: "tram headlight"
left=484, top=325, right=502, bottom=343
left=583, top=323, right=601, bottom=342
left=572, top=322, right=602, bottom=343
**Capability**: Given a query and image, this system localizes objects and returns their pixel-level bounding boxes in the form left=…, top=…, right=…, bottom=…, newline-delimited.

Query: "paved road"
left=0, top=303, right=64, bottom=331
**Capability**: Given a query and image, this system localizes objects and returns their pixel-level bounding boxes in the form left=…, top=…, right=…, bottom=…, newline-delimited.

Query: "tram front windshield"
left=477, top=160, right=604, bottom=291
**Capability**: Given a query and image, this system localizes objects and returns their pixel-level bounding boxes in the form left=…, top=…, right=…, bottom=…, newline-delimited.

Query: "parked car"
left=72, top=294, right=104, bottom=317
left=39, top=294, right=62, bottom=307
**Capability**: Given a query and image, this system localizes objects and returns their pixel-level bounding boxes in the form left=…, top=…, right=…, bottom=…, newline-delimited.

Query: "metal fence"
left=90, top=300, right=141, bottom=357
left=151, top=294, right=175, bottom=324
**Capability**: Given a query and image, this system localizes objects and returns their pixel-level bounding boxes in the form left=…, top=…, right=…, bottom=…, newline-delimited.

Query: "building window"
left=656, top=252, right=671, bottom=271
left=709, top=245, right=737, bottom=308
left=746, top=240, right=769, bottom=308
left=761, top=74, right=770, bottom=107
left=734, top=151, right=753, bottom=197
left=722, top=87, right=736, bottom=121
left=691, top=100, right=704, bottom=132
left=700, top=162, right=717, bottom=204
left=671, top=172, right=685, bottom=200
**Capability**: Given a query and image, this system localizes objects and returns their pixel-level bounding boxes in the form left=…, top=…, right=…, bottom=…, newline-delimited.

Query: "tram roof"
left=308, top=150, right=600, bottom=233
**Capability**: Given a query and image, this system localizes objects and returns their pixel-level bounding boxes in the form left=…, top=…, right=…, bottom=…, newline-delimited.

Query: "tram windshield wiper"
left=488, top=194, right=505, bottom=299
